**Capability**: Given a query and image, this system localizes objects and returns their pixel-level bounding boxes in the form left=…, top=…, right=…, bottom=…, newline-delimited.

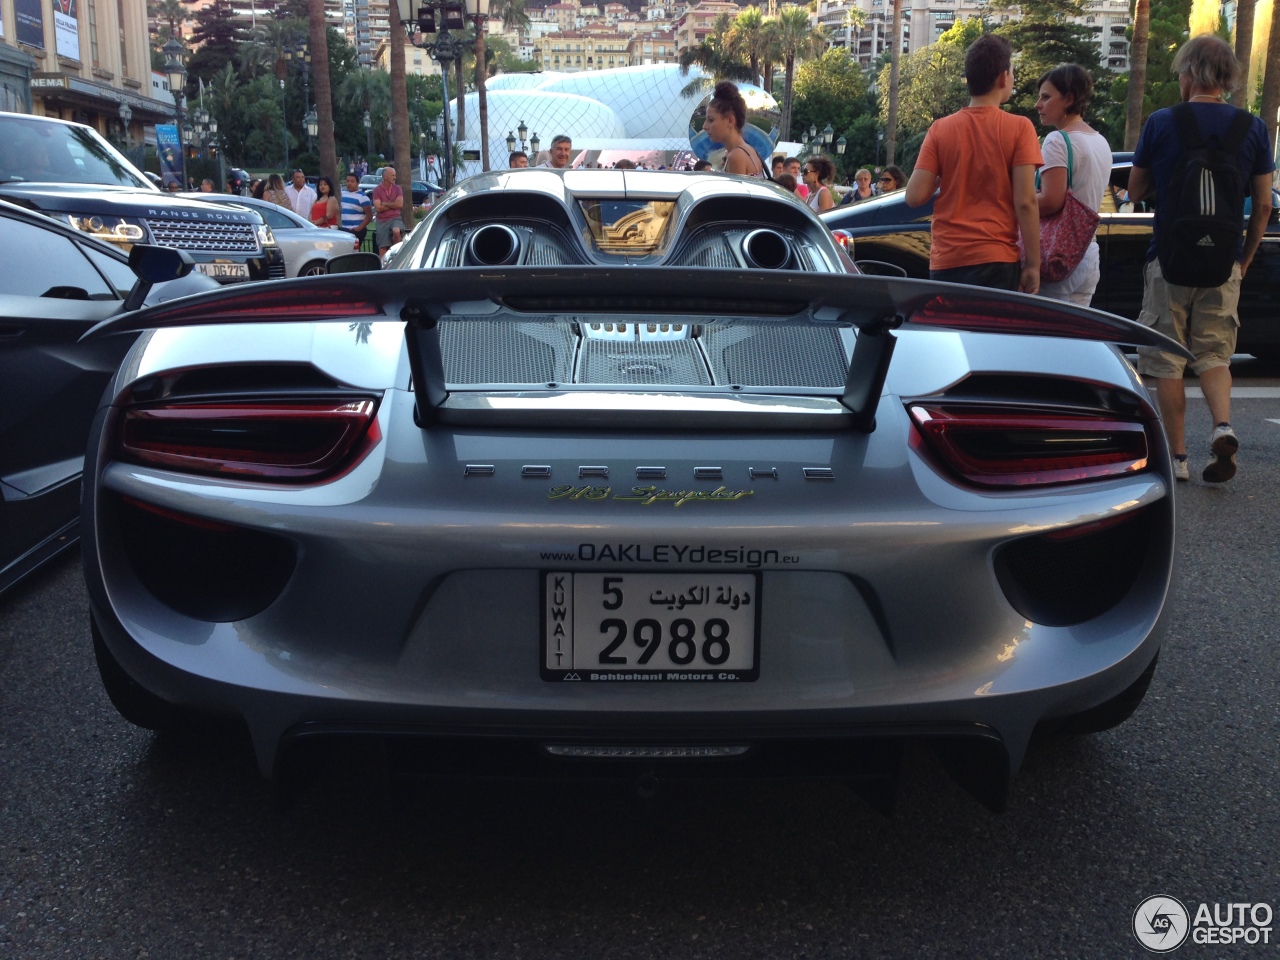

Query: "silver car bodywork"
left=189, top=194, right=360, bottom=277
left=82, top=171, right=1184, bottom=809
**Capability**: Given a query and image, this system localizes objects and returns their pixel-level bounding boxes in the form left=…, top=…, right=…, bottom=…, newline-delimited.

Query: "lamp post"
left=465, top=0, right=492, bottom=171
left=304, top=108, right=319, bottom=154
left=280, top=77, right=289, bottom=169
left=517, top=120, right=527, bottom=152
left=408, top=1, right=469, bottom=189
left=363, top=109, right=373, bottom=158
left=822, top=123, right=833, bottom=150
left=835, top=133, right=847, bottom=181
left=876, top=131, right=884, bottom=169
left=118, top=101, right=132, bottom=152
left=162, top=38, right=187, bottom=189
left=528, top=131, right=539, bottom=160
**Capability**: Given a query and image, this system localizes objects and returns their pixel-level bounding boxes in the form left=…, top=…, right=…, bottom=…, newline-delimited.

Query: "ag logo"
left=1133, top=895, right=1190, bottom=952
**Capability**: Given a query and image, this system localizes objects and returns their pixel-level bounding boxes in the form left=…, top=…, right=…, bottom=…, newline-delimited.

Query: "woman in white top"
left=703, top=81, right=767, bottom=178
left=1034, top=63, right=1113, bottom=306
left=803, top=156, right=836, bottom=212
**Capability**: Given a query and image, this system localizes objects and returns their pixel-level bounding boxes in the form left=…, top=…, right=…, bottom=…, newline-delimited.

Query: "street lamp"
left=809, top=123, right=817, bottom=141
left=528, top=131, right=539, bottom=157
left=464, top=0, right=492, bottom=172
left=822, top=123, right=833, bottom=147
left=280, top=77, right=289, bottom=169
left=162, top=38, right=187, bottom=189
left=304, top=108, right=319, bottom=153
left=505, top=130, right=516, bottom=153
left=835, top=135, right=847, bottom=155
left=406, top=1, right=469, bottom=188
left=117, top=101, right=132, bottom=152
left=876, top=131, right=884, bottom=169
left=363, top=109, right=373, bottom=158
left=517, top=120, right=527, bottom=151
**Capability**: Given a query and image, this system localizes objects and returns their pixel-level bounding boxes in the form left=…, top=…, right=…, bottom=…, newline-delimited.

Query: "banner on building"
left=15, top=0, right=44, bottom=49
left=53, top=0, right=80, bottom=61
left=156, top=124, right=183, bottom=188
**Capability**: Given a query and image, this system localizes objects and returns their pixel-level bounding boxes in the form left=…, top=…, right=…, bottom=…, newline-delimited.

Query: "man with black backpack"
left=1128, top=35, right=1274, bottom=483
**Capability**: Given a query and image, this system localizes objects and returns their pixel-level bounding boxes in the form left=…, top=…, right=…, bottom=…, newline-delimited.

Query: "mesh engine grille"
left=145, top=219, right=259, bottom=252
left=577, top=340, right=711, bottom=385
left=701, top=323, right=847, bottom=388
left=440, top=319, right=577, bottom=384
left=675, top=232, right=740, bottom=268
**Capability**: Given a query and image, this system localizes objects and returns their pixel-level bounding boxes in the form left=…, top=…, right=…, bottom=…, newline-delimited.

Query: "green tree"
left=877, top=18, right=981, bottom=142
left=991, top=0, right=1101, bottom=124
left=183, top=0, right=245, bottom=97
left=774, top=5, right=828, bottom=140
left=678, top=12, right=752, bottom=99
left=728, top=6, right=770, bottom=85
left=790, top=47, right=867, bottom=153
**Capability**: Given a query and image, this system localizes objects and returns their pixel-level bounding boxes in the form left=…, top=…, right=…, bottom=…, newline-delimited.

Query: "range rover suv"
left=0, top=112, right=283, bottom=283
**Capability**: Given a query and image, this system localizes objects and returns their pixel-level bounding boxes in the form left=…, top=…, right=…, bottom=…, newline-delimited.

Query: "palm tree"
left=388, top=0, right=412, bottom=188
left=885, top=0, right=902, bottom=164
left=729, top=6, right=768, bottom=85
left=678, top=12, right=752, bottom=99
left=492, top=0, right=530, bottom=34
left=1123, top=0, right=1150, bottom=150
left=149, top=0, right=186, bottom=40
left=773, top=6, right=826, bottom=142
left=760, top=17, right=780, bottom=93
left=339, top=68, right=390, bottom=156
left=1232, top=0, right=1254, bottom=107
left=308, top=0, right=338, bottom=182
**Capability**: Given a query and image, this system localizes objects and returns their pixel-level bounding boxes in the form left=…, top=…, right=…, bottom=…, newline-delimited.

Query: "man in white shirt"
left=284, top=168, right=317, bottom=218
left=538, top=135, right=573, bottom=170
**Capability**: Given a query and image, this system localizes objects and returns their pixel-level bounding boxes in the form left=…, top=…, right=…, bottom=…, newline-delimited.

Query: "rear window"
left=0, top=116, right=152, bottom=189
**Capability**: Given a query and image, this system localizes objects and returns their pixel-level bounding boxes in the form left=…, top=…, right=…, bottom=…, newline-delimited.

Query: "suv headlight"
left=256, top=224, right=277, bottom=247
left=62, top=213, right=146, bottom=246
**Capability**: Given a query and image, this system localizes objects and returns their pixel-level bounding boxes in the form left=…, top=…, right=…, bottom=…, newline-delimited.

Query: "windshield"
left=0, top=116, right=153, bottom=189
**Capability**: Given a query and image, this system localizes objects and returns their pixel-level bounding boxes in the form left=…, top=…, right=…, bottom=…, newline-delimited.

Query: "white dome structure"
left=449, top=64, right=778, bottom=173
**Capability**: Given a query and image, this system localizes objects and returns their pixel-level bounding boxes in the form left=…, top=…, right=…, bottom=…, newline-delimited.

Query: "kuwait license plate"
left=543, top=572, right=759, bottom=682
left=196, top=261, right=250, bottom=279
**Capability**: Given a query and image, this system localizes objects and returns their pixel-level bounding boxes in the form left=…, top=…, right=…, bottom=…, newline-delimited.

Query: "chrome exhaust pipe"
left=466, top=224, right=522, bottom=266
left=741, top=228, right=792, bottom=269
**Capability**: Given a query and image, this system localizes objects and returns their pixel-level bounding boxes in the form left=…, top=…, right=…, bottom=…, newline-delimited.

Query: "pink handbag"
left=1022, top=132, right=1101, bottom=283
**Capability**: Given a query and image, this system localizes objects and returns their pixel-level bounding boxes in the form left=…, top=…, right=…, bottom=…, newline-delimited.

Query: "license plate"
left=543, top=572, right=759, bottom=682
left=196, top=262, right=250, bottom=279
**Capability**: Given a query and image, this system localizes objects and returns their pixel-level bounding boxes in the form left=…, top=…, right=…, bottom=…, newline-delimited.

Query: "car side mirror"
left=326, top=252, right=383, bottom=274
left=124, top=245, right=195, bottom=312
left=129, top=244, right=195, bottom=283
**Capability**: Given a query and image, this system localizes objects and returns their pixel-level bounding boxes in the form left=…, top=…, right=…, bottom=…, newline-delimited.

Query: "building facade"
left=2, top=0, right=176, bottom=141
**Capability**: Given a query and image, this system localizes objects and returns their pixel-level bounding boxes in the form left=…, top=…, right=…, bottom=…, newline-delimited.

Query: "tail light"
left=910, top=294, right=1134, bottom=343
left=118, top=397, right=380, bottom=481
left=908, top=404, right=1150, bottom=488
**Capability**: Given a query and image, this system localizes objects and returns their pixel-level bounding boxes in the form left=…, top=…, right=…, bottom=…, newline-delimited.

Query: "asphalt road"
left=2, top=364, right=1278, bottom=960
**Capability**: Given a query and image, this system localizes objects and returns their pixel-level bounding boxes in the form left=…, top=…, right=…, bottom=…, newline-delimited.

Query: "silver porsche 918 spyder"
left=82, top=170, right=1186, bottom=810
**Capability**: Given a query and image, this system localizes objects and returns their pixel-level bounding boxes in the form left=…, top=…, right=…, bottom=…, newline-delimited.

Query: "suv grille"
left=145, top=219, right=259, bottom=253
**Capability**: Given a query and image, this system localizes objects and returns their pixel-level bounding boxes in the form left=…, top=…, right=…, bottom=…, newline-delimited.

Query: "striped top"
left=341, top=189, right=372, bottom=231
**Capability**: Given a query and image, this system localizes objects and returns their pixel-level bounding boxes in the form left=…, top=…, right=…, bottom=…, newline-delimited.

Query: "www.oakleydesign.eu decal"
left=548, top=485, right=755, bottom=507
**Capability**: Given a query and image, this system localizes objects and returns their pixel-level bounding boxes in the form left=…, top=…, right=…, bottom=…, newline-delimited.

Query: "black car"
left=822, top=163, right=1280, bottom=359
left=0, top=112, right=284, bottom=284
left=0, top=200, right=218, bottom=595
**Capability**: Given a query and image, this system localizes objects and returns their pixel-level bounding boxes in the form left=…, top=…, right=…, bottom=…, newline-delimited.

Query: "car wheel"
left=298, top=261, right=328, bottom=277
left=92, top=616, right=189, bottom=732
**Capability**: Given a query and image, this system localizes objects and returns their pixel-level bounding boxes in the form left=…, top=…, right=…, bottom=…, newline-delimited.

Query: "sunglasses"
left=878, top=176, right=895, bottom=183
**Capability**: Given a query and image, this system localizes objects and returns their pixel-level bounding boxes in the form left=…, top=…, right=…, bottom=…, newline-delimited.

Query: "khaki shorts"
left=1135, top=258, right=1241, bottom=378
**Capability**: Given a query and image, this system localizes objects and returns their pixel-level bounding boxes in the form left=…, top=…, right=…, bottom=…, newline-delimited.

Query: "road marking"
left=1268, top=419, right=1280, bottom=425
left=1173, top=387, right=1280, bottom=399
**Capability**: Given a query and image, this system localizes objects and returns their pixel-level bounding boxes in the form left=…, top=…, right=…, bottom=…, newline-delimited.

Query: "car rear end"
left=80, top=270, right=1180, bottom=808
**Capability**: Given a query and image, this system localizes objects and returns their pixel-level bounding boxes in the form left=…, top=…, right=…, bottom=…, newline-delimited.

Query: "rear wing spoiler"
left=84, top=266, right=1190, bottom=433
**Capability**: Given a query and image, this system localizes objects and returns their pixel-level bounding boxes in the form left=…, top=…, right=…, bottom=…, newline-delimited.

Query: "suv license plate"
left=543, top=572, right=759, bottom=682
left=196, top=262, right=250, bottom=279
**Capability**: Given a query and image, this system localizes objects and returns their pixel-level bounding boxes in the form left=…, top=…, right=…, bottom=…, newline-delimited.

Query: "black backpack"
left=1156, top=103, right=1253, bottom=287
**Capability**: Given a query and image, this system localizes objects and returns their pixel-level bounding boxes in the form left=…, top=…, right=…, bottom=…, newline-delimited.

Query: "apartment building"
left=673, top=0, right=741, bottom=50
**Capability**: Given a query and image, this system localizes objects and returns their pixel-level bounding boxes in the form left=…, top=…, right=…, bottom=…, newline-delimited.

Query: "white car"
left=190, top=195, right=360, bottom=278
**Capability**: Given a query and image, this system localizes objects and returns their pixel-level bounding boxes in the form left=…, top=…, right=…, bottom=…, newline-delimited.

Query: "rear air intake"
left=466, top=224, right=522, bottom=266
left=741, top=229, right=791, bottom=269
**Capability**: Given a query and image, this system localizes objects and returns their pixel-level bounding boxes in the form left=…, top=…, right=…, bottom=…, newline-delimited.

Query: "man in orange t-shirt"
left=904, top=34, right=1042, bottom=294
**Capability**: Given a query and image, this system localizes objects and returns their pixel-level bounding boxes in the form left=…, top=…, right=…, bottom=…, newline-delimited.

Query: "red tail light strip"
left=909, top=404, right=1150, bottom=488
left=910, top=295, right=1129, bottom=343
left=138, top=284, right=383, bottom=328
left=119, top=398, right=380, bottom=481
